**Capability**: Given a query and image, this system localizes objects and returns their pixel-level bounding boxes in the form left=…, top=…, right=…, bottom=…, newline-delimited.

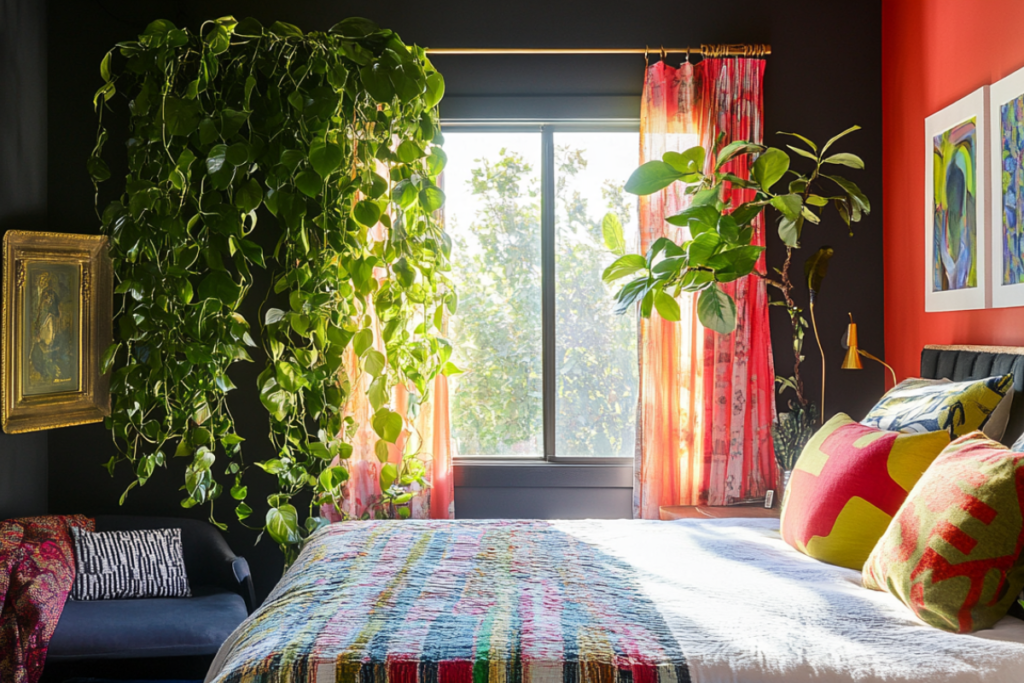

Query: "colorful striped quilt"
left=208, top=519, right=1024, bottom=683
left=208, top=520, right=689, bottom=683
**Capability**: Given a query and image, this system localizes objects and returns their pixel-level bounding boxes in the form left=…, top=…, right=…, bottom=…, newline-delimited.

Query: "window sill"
left=454, top=460, right=632, bottom=488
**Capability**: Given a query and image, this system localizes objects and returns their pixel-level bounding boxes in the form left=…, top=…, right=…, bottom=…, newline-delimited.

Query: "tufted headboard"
left=920, top=344, right=1024, bottom=447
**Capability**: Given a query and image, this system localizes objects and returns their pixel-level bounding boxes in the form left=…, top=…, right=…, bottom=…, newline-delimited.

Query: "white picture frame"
left=925, top=86, right=990, bottom=312
left=990, top=66, right=1024, bottom=308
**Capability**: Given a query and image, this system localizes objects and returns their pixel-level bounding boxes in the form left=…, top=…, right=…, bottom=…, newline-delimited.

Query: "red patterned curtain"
left=633, top=58, right=776, bottom=518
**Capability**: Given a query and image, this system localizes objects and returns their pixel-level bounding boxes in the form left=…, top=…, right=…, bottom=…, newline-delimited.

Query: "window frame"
left=441, top=119, right=640, bottom=465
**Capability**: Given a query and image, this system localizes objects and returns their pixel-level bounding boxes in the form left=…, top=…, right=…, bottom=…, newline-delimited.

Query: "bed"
left=206, top=346, right=1024, bottom=683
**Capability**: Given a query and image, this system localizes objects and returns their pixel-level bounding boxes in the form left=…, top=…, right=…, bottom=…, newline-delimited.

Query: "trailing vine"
left=89, top=15, right=454, bottom=562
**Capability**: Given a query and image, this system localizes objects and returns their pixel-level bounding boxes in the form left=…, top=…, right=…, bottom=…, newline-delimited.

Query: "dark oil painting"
left=21, top=262, right=80, bottom=395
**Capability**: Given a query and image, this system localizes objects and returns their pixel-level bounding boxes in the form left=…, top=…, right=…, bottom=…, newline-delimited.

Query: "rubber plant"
left=89, top=16, right=454, bottom=563
left=602, top=129, right=870, bottom=468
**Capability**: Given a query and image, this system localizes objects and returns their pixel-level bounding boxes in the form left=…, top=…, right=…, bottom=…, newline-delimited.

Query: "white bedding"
left=206, top=517, right=1024, bottom=683
left=567, top=518, right=1024, bottom=682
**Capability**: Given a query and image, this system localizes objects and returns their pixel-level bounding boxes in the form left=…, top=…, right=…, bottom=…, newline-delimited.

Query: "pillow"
left=780, top=413, right=950, bottom=570
left=70, top=527, right=190, bottom=600
left=863, top=432, right=1024, bottom=633
left=861, top=375, right=1014, bottom=440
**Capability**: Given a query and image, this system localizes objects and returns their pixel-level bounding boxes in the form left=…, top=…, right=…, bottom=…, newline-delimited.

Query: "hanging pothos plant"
left=89, top=15, right=454, bottom=562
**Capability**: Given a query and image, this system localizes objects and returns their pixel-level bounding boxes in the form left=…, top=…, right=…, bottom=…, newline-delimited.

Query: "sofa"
left=44, top=515, right=253, bottom=672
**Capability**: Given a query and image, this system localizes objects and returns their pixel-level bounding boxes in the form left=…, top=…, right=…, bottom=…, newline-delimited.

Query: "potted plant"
left=602, top=128, right=870, bottom=481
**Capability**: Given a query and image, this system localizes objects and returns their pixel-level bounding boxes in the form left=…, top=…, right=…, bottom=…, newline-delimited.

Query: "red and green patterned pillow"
left=863, top=432, right=1024, bottom=633
left=780, top=413, right=950, bottom=570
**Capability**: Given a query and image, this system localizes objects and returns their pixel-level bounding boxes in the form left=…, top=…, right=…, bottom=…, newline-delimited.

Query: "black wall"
left=0, top=0, right=49, bottom=519
left=40, top=0, right=882, bottom=602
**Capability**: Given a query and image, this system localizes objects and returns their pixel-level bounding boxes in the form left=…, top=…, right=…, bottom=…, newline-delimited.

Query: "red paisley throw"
left=0, top=515, right=94, bottom=683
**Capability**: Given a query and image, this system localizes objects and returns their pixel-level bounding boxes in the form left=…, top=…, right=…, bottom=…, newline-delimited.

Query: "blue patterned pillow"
left=861, top=375, right=1013, bottom=440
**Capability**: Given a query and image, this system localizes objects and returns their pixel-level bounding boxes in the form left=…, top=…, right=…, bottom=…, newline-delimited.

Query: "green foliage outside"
left=447, top=146, right=637, bottom=457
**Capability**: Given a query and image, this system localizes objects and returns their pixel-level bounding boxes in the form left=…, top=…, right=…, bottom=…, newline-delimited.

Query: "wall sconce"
left=841, top=313, right=897, bottom=388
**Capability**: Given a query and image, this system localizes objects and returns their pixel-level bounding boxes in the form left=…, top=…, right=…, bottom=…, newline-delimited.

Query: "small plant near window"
left=90, top=15, right=454, bottom=562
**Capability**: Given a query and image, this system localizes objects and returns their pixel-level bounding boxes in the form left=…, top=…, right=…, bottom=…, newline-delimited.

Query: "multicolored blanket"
left=208, top=520, right=690, bottom=683
left=0, top=515, right=94, bottom=683
left=209, top=518, right=1024, bottom=683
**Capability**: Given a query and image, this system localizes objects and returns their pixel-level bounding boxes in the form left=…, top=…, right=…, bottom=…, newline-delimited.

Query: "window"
left=442, top=124, right=640, bottom=460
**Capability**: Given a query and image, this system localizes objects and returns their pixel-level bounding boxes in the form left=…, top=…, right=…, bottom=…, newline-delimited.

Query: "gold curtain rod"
left=425, top=44, right=771, bottom=58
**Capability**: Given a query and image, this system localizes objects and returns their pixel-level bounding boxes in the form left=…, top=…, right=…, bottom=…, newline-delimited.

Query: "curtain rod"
left=425, top=44, right=771, bottom=58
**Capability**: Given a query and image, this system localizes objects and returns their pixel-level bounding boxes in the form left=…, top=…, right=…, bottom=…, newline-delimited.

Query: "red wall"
left=883, top=0, right=1024, bottom=380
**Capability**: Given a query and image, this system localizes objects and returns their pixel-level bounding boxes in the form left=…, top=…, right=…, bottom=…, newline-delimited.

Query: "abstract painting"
left=932, top=119, right=978, bottom=292
left=925, top=87, right=989, bottom=312
left=990, top=66, right=1024, bottom=308
left=3, top=231, right=112, bottom=433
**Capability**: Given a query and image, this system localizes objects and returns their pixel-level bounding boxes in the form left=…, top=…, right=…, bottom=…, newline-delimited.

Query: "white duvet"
left=559, top=518, right=1024, bottom=683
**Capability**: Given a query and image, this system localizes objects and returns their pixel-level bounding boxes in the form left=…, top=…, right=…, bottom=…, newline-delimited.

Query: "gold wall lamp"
left=842, top=313, right=897, bottom=388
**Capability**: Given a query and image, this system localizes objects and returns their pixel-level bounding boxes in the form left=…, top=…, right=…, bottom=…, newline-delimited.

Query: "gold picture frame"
left=3, top=231, right=112, bottom=433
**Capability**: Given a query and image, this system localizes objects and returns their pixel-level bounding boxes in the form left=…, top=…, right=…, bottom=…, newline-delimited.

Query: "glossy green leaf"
left=624, top=161, right=682, bottom=195
left=601, top=213, right=626, bottom=256
left=654, top=290, right=681, bottom=321
left=751, top=147, right=789, bottom=193
left=697, top=285, right=737, bottom=334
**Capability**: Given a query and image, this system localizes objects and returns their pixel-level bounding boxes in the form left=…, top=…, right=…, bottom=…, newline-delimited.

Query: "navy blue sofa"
left=45, top=515, right=254, bottom=668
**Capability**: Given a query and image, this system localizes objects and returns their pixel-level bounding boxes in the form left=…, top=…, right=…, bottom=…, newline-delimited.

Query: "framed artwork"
left=2, top=231, right=112, bottom=433
left=925, top=86, right=990, bottom=312
left=990, top=65, right=1024, bottom=308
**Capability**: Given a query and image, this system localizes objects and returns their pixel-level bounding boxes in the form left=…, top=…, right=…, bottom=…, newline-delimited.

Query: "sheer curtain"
left=633, top=57, right=776, bottom=518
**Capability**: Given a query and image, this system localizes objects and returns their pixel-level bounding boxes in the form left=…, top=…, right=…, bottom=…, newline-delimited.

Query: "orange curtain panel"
left=633, top=58, right=776, bottom=518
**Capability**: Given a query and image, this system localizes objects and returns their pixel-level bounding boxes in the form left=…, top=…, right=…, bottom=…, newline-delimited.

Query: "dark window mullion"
left=541, top=126, right=556, bottom=460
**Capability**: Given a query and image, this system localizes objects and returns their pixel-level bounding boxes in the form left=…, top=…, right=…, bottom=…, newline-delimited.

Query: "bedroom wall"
left=44, top=0, right=881, bottom=601
left=882, top=0, right=1024, bottom=381
left=0, top=0, right=49, bottom=519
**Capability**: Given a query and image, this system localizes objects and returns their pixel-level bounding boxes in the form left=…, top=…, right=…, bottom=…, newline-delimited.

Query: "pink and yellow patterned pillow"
left=863, top=432, right=1024, bottom=633
left=781, top=413, right=950, bottom=570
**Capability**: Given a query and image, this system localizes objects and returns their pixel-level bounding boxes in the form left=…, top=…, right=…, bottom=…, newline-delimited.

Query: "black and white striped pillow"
left=70, top=527, right=191, bottom=600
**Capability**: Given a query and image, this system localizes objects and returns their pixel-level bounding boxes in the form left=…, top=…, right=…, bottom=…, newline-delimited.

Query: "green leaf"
left=715, top=141, right=764, bottom=170
left=329, top=17, right=380, bottom=37
left=825, top=175, right=871, bottom=214
left=419, top=185, right=445, bottom=212
left=770, top=194, right=803, bottom=220
left=309, top=140, right=343, bottom=178
left=786, top=145, right=819, bottom=162
left=820, top=125, right=861, bottom=156
left=198, top=271, right=241, bottom=306
left=778, top=215, right=804, bottom=247
left=268, top=21, right=303, bottom=38
left=393, top=257, right=416, bottom=287
left=231, top=485, right=248, bottom=500
left=822, top=152, right=864, bottom=169
left=100, top=52, right=112, bottom=82
left=100, top=342, right=120, bottom=374
left=88, top=156, right=110, bottom=182
left=601, top=213, right=626, bottom=256
left=424, top=73, right=445, bottom=109
left=654, top=290, right=681, bottom=321
left=364, top=349, right=386, bottom=376
left=602, top=254, right=647, bottom=283
left=777, top=131, right=818, bottom=153
left=396, top=140, right=424, bottom=163
left=266, top=504, right=301, bottom=545
left=374, top=439, right=390, bottom=463
left=353, top=199, right=381, bottom=227
left=235, top=178, right=263, bottom=213
left=804, top=245, right=834, bottom=296
left=624, top=161, right=683, bottom=195
left=663, top=146, right=705, bottom=175
left=296, top=171, right=321, bottom=198
left=360, top=62, right=395, bottom=102
left=226, top=142, right=250, bottom=166
left=353, top=328, right=374, bottom=356
left=697, top=286, right=737, bottom=334
left=373, top=409, right=404, bottom=444
left=750, top=148, right=789, bottom=193
left=206, top=144, right=228, bottom=175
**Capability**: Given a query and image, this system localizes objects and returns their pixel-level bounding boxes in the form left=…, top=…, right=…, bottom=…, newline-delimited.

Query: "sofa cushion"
left=46, top=586, right=246, bottom=660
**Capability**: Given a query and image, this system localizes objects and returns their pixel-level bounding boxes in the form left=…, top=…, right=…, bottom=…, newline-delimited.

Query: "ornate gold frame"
left=3, top=231, right=112, bottom=433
